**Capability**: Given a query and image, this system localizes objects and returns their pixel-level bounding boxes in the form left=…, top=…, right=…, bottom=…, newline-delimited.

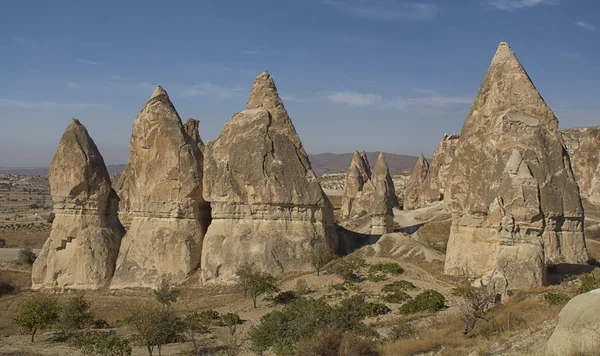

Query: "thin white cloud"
left=67, top=81, right=80, bottom=89
left=326, top=91, right=383, bottom=106
left=76, top=58, right=99, bottom=66
left=325, top=0, right=440, bottom=21
left=559, top=52, right=583, bottom=60
left=575, top=21, right=595, bottom=32
left=488, top=0, right=557, bottom=11
left=0, top=98, right=107, bottom=110
left=241, top=50, right=259, bottom=54
left=181, top=83, right=244, bottom=99
left=412, top=88, right=438, bottom=95
left=281, top=95, right=307, bottom=103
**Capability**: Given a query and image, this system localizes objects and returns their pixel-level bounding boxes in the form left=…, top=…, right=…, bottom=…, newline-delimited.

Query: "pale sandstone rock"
left=403, top=154, right=430, bottom=210
left=545, top=288, right=600, bottom=355
left=341, top=151, right=372, bottom=219
left=370, top=153, right=396, bottom=234
left=201, top=71, right=338, bottom=284
left=32, top=119, right=124, bottom=289
left=419, top=133, right=460, bottom=206
left=184, top=118, right=206, bottom=154
left=111, top=86, right=209, bottom=289
left=444, top=42, right=588, bottom=290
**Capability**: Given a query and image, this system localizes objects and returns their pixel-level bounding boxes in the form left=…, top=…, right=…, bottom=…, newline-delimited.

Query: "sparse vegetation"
left=153, top=274, right=180, bottom=309
left=368, top=263, right=404, bottom=275
left=16, top=247, right=37, bottom=265
left=295, top=278, right=310, bottom=295
left=382, top=280, right=416, bottom=293
left=12, top=294, right=61, bottom=342
left=381, top=291, right=411, bottom=304
left=235, top=266, right=278, bottom=308
left=0, top=237, right=6, bottom=248
left=579, top=274, right=600, bottom=294
left=399, top=290, right=446, bottom=314
left=544, top=292, right=571, bottom=305
left=0, top=276, right=16, bottom=296
left=454, top=285, right=496, bottom=335
left=308, top=242, right=334, bottom=276
left=328, top=255, right=367, bottom=282
left=61, top=294, right=94, bottom=331
left=126, top=306, right=182, bottom=356
left=271, top=290, right=299, bottom=305
left=69, top=331, right=132, bottom=356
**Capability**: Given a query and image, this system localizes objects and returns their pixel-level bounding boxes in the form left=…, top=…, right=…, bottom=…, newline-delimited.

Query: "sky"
left=0, top=0, right=598, bottom=167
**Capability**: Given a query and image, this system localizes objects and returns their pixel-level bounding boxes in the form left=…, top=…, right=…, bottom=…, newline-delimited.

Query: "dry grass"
left=1, top=231, right=48, bottom=248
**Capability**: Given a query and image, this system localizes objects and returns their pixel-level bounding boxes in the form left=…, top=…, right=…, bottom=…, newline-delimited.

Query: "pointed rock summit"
left=370, top=153, right=397, bottom=234
left=202, top=71, right=338, bottom=283
left=184, top=118, right=205, bottom=153
left=32, top=119, right=124, bottom=289
left=404, top=154, right=430, bottom=210
left=444, top=42, right=587, bottom=291
left=341, top=151, right=373, bottom=219
left=111, top=86, right=210, bottom=289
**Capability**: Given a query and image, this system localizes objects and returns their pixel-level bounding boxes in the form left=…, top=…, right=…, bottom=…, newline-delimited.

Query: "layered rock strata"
left=184, top=118, right=206, bottom=154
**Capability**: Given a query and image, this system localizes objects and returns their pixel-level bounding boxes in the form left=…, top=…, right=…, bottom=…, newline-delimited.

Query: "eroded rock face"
left=341, top=151, right=372, bottom=219
left=111, top=86, right=210, bottom=289
left=201, top=71, right=338, bottom=283
left=370, top=153, right=396, bottom=234
left=418, top=133, right=460, bottom=207
left=444, top=42, right=588, bottom=290
left=562, top=126, right=600, bottom=238
left=32, top=119, right=124, bottom=289
left=184, top=118, right=205, bottom=154
left=403, top=154, right=429, bottom=210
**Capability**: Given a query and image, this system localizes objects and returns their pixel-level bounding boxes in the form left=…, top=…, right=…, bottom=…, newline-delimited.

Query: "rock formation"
left=32, top=119, right=124, bottom=289
left=546, top=288, right=600, bottom=355
left=420, top=133, right=459, bottom=205
left=403, top=154, right=429, bottom=210
left=111, top=86, right=210, bottom=289
left=184, top=118, right=206, bottom=154
left=444, top=42, right=588, bottom=291
left=562, top=126, right=600, bottom=238
left=341, top=151, right=373, bottom=219
left=201, top=71, right=338, bottom=283
left=370, top=153, right=396, bottom=234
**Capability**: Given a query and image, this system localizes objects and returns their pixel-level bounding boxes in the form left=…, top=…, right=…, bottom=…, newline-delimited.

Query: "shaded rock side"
left=444, top=42, right=587, bottom=290
left=111, top=86, right=209, bottom=289
left=201, top=71, right=338, bottom=283
left=184, top=118, right=206, bottom=154
left=370, top=152, right=396, bottom=234
left=32, top=119, right=124, bottom=289
left=418, top=133, right=460, bottom=207
left=562, top=126, right=600, bottom=238
left=545, top=288, right=600, bottom=355
left=403, top=154, right=430, bottom=210
left=341, top=151, right=373, bottom=219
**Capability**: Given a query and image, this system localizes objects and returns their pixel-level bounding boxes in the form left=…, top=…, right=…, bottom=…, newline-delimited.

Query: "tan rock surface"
left=32, top=119, right=124, bottom=289
left=419, top=133, right=459, bottom=206
left=370, top=153, right=397, bottom=234
left=111, top=86, right=210, bottom=289
left=184, top=118, right=206, bottom=154
left=341, top=151, right=372, bottom=219
left=403, top=154, right=429, bottom=210
left=201, top=71, right=338, bottom=283
left=444, top=42, right=588, bottom=290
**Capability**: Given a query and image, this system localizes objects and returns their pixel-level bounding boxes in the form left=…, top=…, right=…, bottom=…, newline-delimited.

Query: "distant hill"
left=0, top=153, right=420, bottom=177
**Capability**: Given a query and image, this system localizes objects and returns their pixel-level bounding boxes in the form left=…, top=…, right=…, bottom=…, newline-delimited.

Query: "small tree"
left=235, top=262, right=256, bottom=297
left=246, top=271, right=278, bottom=309
left=183, top=310, right=220, bottom=354
left=126, top=306, right=182, bottom=356
left=308, top=242, right=334, bottom=276
left=69, top=331, right=131, bottom=356
left=218, top=313, right=244, bottom=356
left=61, top=294, right=94, bottom=331
left=453, top=285, right=495, bottom=335
left=17, top=247, right=37, bottom=265
left=153, top=274, right=180, bottom=310
left=12, top=294, right=61, bottom=342
left=329, top=255, right=367, bottom=282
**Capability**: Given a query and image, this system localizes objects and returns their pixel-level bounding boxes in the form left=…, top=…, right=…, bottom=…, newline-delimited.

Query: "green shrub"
left=381, top=291, right=411, bottom=304
left=69, top=331, right=131, bottom=356
left=236, top=265, right=278, bottom=308
left=0, top=277, right=16, bottom=296
left=12, top=294, right=61, bottom=342
left=389, top=322, right=415, bottom=340
left=399, top=290, right=446, bottom=314
left=368, top=263, right=404, bottom=275
left=339, top=332, right=379, bottom=356
left=329, top=256, right=367, bottom=282
left=153, top=275, right=180, bottom=309
left=362, top=302, right=391, bottom=317
left=579, top=274, right=600, bottom=294
left=296, top=328, right=342, bottom=356
left=543, top=293, right=570, bottom=305
left=381, top=280, right=415, bottom=293
left=295, top=279, right=310, bottom=295
left=329, top=282, right=361, bottom=292
left=366, top=272, right=388, bottom=282
left=126, top=306, right=182, bottom=356
left=271, top=291, right=299, bottom=305
left=16, top=247, right=37, bottom=265
left=61, top=294, right=94, bottom=331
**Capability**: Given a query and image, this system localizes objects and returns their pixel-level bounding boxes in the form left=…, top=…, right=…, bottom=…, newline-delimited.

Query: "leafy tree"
left=61, top=294, right=94, bottom=331
left=247, top=271, right=278, bottom=309
left=235, top=262, right=256, bottom=297
left=126, top=306, right=182, bottom=356
left=183, top=310, right=220, bottom=355
left=12, top=294, right=61, bottom=342
left=308, top=242, right=334, bottom=276
left=69, top=331, right=131, bottom=356
left=153, top=274, right=180, bottom=309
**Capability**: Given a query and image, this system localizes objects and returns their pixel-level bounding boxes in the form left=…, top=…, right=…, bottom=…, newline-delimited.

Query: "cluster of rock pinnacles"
left=33, top=42, right=591, bottom=293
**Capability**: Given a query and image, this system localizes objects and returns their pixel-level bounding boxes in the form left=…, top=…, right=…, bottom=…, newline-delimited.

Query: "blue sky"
left=0, top=0, right=598, bottom=167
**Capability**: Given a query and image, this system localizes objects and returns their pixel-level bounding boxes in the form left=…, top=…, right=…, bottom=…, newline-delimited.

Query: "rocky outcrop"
left=562, top=126, right=600, bottom=238
left=546, top=288, right=600, bottom=355
left=403, top=154, right=429, bottom=210
left=32, top=119, right=124, bottom=289
left=370, top=153, right=396, bottom=234
left=201, top=71, right=338, bottom=283
left=444, top=42, right=588, bottom=291
left=341, top=151, right=373, bottom=219
left=184, top=118, right=205, bottom=154
left=111, top=86, right=210, bottom=289
left=420, top=133, right=459, bottom=205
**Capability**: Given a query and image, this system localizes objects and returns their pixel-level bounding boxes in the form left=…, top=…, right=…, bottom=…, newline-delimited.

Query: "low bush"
left=381, top=291, right=411, bottom=304
left=366, top=272, right=388, bottom=282
left=328, top=256, right=367, bottom=282
left=363, top=302, right=391, bottom=317
left=0, top=277, right=16, bottom=296
left=295, top=279, right=310, bottom=295
left=69, top=331, right=131, bottom=356
left=271, top=291, right=299, bottom=305
left=61, top=294, right=94, bottom=331
left=329, top=282, right=361, bottom=292
left=368, top=263, right=404, bottom=275
left=339, top=331, right=380, bottom=356
left=389, top=322, right=415, bottom=340
left=579, top=274, right=600, bottom=294
left=17, top=247, right=37, bottom=265
left=543, top=293, right=570, bottom=305
left=0, top=237, right=6, bottom=248
left=399, top=290, right=446, bottom=314
left=382, top=280, right=415, bottom=293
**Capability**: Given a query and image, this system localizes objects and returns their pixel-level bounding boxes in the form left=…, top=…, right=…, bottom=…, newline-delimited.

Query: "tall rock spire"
left=341, top=151, right=373, bottom=219
left=184, top=118, right=206, bottom=154
left=404, top=154, right=430, bottom=210
left=370, top=153, right=397, bottom=234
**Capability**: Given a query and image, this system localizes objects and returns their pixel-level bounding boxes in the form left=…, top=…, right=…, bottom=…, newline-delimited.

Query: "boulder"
left=341, top=151, right=373, bottom=219
left=444, top=42, right=588, bottom=290
left=32, top=119, right=124, bottom=289
left=201, top=71, right=338, bottom=283
left=184, top=118, right=206, bottom=154
left=370, top=152, right=397, bottom=234
left=403, top=154, right=430, bottom=210
left=545, top=288, right=600, bottom=355
left=111, top=86, right=210, bottom=289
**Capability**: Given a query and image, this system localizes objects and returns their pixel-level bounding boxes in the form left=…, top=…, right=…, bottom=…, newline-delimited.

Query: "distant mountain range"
left=0, top=152, right=420, bottom=177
